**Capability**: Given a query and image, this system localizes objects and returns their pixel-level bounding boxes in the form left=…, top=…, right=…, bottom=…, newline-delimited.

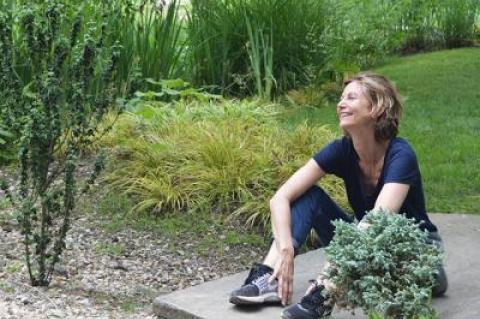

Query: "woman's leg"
left=263, top=185, right=353, bottom=268
left=230, top=185, right=351, bottom=305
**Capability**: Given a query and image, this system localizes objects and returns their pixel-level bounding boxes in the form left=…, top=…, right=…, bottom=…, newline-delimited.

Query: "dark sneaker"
left=229, top=263, right=281, bottom=305
left=281, top=281, right=333, bottom=319
left=432, top=265, right=448, bottom=297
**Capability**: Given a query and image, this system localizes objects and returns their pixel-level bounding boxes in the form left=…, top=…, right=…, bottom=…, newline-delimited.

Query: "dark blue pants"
left=290, top=185, right=353, bottom=250
left=288, top=185, right=448, bottom=297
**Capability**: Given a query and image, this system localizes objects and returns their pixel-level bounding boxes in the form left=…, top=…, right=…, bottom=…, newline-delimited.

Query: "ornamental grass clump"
left=102, top=100, right=347, bottom=229
left=325, top=211, right=442, bottom=318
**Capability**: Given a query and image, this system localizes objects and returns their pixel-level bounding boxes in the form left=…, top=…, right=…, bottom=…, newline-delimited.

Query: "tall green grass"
left=105, top=0, right=185, bottom=95
left=186, top=0, right=327, bottom=96
left=397, top=0, right=479, bottom=51
left=101, top=100, right=347, bottom=228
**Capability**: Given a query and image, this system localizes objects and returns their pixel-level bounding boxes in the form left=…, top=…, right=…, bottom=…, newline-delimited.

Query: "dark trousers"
left=288, top=185, right=448, bottom=297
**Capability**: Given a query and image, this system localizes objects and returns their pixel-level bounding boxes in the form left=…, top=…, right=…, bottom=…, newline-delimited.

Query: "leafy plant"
left=130, top=78, right=222, bottom=106
left=0, top=0, right=121, bottom=286
left=0, top=124, right=12, bottom=145
left=325, top=210, right=442, bottom=318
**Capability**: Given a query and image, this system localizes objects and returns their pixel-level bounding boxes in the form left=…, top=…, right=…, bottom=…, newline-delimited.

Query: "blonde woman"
left=229, top=72, right=447, bottom=319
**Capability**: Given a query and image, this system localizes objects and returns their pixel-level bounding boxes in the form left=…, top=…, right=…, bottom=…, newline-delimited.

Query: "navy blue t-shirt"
left=313, top=137, right=437, bottom=232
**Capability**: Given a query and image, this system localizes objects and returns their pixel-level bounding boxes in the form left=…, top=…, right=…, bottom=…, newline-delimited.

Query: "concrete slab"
left=153, top=214, right=480, bottom=319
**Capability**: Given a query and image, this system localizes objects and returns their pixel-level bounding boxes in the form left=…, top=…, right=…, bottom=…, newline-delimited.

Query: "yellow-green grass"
left=283, top=48, right=480, bottom=213
left=100, top=100, right=347, bottom=229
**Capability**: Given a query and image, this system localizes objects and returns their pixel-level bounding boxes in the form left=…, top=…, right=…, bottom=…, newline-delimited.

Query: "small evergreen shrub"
left=101, top=100, right=347, bottom=228
left=325, top=211, right=442, bottom=318
left=0, top=0, right=121, bottom=286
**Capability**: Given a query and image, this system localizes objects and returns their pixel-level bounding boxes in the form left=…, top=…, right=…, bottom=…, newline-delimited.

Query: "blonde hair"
left=344, top=72, right=403, bottom=141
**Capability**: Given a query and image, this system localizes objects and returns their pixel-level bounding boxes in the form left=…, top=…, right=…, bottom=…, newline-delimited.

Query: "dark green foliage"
left=0, top=122, right=15, bottom=164
left=325, top=211, right=442, bottom=318
left=101, top=0, right=185, bottom=97
left=187, top=0, right=328, bottom=97
left=0, top=0, right=121, bottom=286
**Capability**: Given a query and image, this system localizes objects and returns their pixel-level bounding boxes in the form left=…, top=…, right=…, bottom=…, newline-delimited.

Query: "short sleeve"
left=383, top=146, right=419, bottom=185
left=313, top=139, right=345, bottom=177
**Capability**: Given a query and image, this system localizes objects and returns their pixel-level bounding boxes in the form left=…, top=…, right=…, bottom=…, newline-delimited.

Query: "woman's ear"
left=370, top=103, right=385, bottom=119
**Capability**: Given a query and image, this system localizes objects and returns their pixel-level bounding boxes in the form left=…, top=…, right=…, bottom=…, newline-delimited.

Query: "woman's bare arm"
left=269, top=158, right=326, bottom=305
left=374, top=182, right=410, bottom=213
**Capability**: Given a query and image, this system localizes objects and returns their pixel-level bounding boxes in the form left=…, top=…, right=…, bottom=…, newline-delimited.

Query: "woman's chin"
left=339, top=121, right=353, bottom=131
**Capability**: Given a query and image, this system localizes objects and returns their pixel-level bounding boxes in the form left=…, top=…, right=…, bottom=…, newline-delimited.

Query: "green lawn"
left=283, top=48, right=480, bottom=213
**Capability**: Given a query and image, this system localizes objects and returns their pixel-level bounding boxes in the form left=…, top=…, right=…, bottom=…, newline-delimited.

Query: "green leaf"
left=22, top=82, right=37, bottom=99
left=0, top=128, right=13, bottom=138
left=162, top=88, right=180, bottom=96
left=145, top=78, right=163, bottom=87
left=161, top=78, right=189, bottom=89
left=135, top=106, right=157, bottom=120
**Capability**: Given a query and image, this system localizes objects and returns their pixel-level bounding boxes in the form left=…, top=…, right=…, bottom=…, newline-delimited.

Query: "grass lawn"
left=283, top=48, right=480, bottom=213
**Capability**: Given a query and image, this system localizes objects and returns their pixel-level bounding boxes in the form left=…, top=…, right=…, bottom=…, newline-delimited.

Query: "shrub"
left=0, top=0, right=121, bottom=286
left=325, top=211, right=442, bottom=318
left=102, top=100, right=347, bottom=228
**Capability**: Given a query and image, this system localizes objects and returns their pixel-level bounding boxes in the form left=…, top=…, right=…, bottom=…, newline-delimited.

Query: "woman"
left=229, top=72, right=447, bottom=319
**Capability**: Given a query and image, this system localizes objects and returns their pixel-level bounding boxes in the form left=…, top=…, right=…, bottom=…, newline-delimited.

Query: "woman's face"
left=337, top=81, right=374, bottom=132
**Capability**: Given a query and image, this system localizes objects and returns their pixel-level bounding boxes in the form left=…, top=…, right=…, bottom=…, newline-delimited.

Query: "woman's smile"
left=337, top=81, right=373, bottom=131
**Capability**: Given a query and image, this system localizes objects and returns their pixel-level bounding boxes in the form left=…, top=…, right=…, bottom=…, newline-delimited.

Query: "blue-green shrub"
left=325, top=211, right=442, bottom=318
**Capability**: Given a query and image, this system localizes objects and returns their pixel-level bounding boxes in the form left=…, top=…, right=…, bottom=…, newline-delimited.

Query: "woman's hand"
left=270, top=247, right=295, bottom=306
left=357, top=218, right=371, bottom=231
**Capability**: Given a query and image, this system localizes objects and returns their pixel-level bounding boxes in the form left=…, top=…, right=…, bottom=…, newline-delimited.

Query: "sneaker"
left=229, top=263, right=281, bottom=305
left=432, top=265, right=448, bottom=297
left=281, top=281, right=333, bottom=319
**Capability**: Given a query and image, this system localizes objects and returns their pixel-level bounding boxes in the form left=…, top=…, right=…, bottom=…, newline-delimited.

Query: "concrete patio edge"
left=152, top=213, right=480, bottom=319
left=153, top=298, right=204, bottom=319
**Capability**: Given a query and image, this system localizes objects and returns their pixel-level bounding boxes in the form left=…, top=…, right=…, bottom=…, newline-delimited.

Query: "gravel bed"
left=0, top=184, right=266, bottom=318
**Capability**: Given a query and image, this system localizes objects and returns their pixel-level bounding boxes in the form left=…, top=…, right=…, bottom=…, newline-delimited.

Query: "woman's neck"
left=350, top=133, right=390, bottom=165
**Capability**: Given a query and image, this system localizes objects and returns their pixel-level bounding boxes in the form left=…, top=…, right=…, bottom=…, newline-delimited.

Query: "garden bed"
left=0, top=168, right=267, bottom=318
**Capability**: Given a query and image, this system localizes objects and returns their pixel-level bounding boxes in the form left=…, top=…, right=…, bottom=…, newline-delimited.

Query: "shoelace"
left=252, top=273, right=272, bottom=293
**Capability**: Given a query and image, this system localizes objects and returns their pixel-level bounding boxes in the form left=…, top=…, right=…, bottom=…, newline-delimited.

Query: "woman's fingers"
left=279, top=257, right=294, bottom=305
left=287, top=263, right=294, bottom=304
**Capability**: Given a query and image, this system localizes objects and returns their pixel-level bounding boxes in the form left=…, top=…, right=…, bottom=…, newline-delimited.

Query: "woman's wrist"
left=277, top=241, right=294, bottom=255
left=280, top=246, right=294, bottom=255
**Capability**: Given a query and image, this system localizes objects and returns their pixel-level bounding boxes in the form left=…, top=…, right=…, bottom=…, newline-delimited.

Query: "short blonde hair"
left=344, top=72, right=403, bottom=141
